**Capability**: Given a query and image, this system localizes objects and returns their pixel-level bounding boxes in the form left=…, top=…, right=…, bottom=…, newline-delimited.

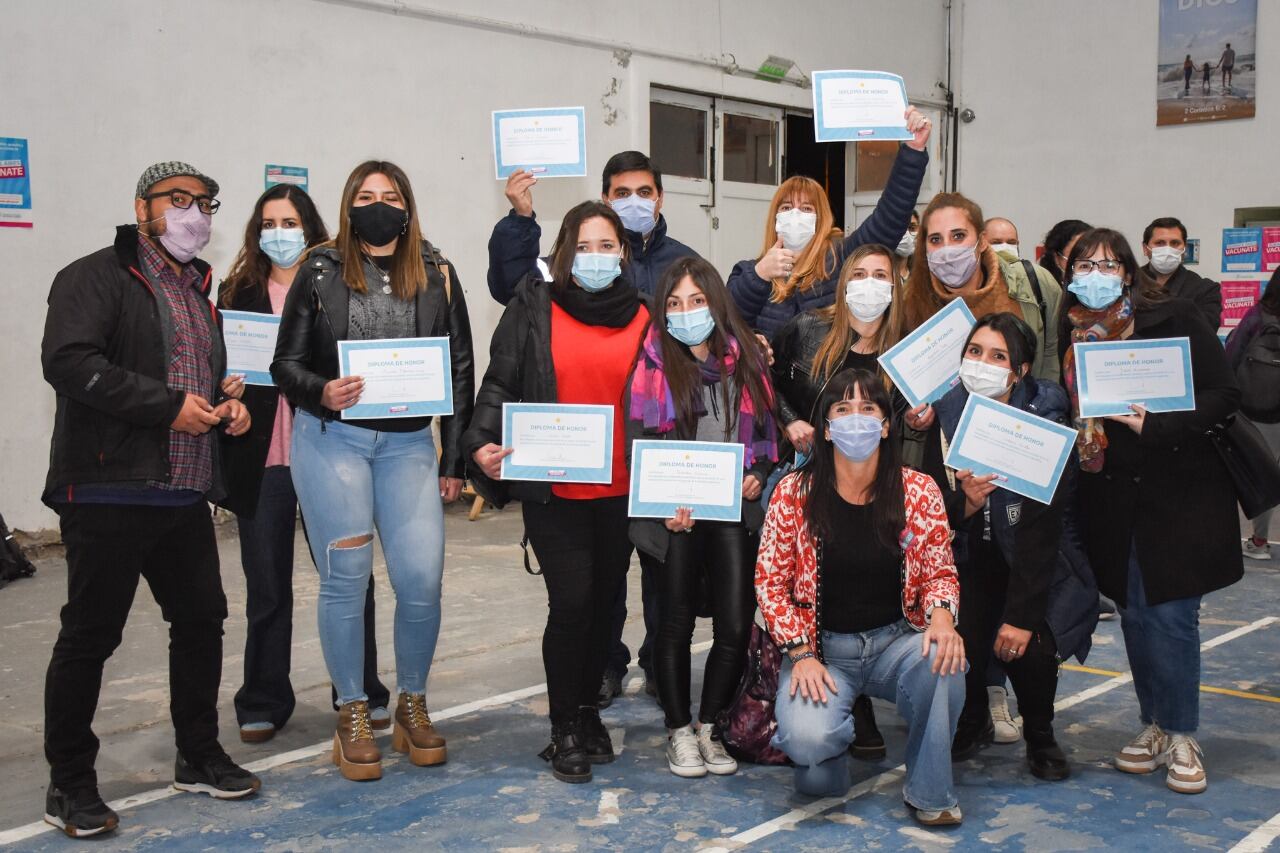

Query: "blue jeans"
left=290, top=411, right=445, bottom=705
left=1119, top=546, right=1201, bottom=734
left=773, top=622, right=964, bottom=812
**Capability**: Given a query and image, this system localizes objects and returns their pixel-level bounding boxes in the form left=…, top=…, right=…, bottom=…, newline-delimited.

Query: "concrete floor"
left=0, top=504, right=1278, bottom=851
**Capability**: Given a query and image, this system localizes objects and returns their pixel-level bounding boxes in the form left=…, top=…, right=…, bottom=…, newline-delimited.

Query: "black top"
left=347, top=254, right=424, bottom=434
left=842, top=349, right=880, bottom=376
left=820, top=496, right=902, bottom=633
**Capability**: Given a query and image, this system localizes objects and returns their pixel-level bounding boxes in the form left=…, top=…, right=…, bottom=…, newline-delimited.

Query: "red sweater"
left=549, top=302, right=649, bottom=499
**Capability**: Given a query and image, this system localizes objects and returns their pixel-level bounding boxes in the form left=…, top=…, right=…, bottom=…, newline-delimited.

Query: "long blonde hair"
left=332, top=160, right=428, bottom=301
left=759, top=176, right=841, bottom=303
left=811, top=243, right=904, bottom=386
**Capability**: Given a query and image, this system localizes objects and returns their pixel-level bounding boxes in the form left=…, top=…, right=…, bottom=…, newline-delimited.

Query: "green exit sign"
left=756, top=55, right=795, bottom=82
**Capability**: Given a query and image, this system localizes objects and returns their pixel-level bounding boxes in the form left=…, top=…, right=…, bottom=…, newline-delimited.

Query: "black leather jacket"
left=771, top=311, right=831, bottom=428
left=270, top=242, right=475, bottom=478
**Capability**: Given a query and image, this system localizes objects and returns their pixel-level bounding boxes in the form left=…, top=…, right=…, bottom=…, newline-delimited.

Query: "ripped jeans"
left=291, top=411, right=445, bottom=705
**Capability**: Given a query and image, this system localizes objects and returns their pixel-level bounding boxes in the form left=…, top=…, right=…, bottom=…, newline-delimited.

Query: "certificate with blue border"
left=878, top=299, right=976, bottom=407
left=336, top=337, right=453, bottom=420
left=812, top=70, right=912, bottom=143
left=628, top=440, right=745, bottom=522
left=501, top=403, right=614, bottom=484
left=1074, top=337, right=1195, bottom=418
left=221, top=310, right=280, bottom=386
left=944, top=395, right=1077, bottom=505
left=492, top=107, right=588, bottom=179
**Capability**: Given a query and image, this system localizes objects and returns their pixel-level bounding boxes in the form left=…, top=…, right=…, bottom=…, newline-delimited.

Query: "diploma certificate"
left=944, top=395, right=1078, bottom=505
left=1074, top=337, right=1196, bottom=418
left=878, top=299, right=977, bottom=407
left=221, top=310, right=280, bottom=386
left=628, top=440, right=745, bottom=522
left=501, top=403, right=614, bottom=483
left=812, top=70, right=912, bottom=142
left=336, top=337, right=453, bottom=420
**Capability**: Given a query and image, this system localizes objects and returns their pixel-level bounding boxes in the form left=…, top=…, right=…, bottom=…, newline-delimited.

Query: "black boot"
left=849, top=695, right=887, bottom=760
left=577, top=706, right=616, bottom=765
left=951, top=713, right=995, bottom=761
left=539, top=720, right=592, bottom=783
left=1024, top=719, right=1070, bottom=781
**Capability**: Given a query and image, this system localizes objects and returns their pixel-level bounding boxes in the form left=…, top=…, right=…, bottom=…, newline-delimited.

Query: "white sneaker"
left=1162, top=734, right=1207, bottom=794
left=667, top=725, right=706, bottom=778
left=1243, top=538, right=1271, bottom=560
left=1115, top=723, right=1168, bottom=773
left=988, top=686, right=1021, bottom=744
left=696, top=723, right=738, bottom=775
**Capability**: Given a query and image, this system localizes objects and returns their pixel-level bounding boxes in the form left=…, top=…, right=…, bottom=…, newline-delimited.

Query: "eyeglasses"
left=144, top=190, right=220, bottom=215
left=1071, top=259, right=1123, bottom=276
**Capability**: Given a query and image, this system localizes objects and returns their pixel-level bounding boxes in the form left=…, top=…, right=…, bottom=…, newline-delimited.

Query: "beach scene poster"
left=1157, top=0, right=1256, bottom=126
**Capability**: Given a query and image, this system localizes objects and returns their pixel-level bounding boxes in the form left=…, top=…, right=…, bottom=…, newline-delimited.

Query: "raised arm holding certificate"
left=628, top=440, right=745, bottom=522
left=944, top=395, right=1078, bottom=505
left=222, top=309, right=280, bottom=386
left=878, top=299, right=977, bottom=407
left=1073, top=337, right=1196, bottom=418
left=501, top=403, right=614, bottom=483
left=336, top=337, right=453, bottom=420
left=812, top=70, right=912, bottom=142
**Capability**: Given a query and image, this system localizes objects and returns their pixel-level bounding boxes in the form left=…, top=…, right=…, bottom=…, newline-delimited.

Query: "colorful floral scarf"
left=629, top=326, right=778, bottom=467
left=1062, top=295, right=1134, bottom=472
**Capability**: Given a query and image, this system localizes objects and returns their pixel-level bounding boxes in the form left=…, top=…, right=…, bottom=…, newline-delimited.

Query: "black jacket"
left=462, top=274, right=649, bottom=506
left=1074, top=297, right=1242, bottom=606
left=41, top=226, right=227, bottom=505
left=486, top=211, right=698, bottom=303
left=270, top=242, right=476, bottom=478
left=1143, top=263, right=1222, bottom=333
left=216, top=281, right=284, bottom=518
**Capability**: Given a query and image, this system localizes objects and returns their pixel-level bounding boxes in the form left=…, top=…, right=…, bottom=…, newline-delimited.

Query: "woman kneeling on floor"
left=755, top=368, right=967, bottom=826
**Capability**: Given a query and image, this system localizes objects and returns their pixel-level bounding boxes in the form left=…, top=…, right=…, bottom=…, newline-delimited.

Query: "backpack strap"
left=1021, top=259, right=1047, bottom=331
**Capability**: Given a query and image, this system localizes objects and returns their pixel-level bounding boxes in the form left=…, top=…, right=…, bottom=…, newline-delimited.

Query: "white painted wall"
left=954, top=0, right=1276, bottom=264
left=1, top=0, right=948, bottom=530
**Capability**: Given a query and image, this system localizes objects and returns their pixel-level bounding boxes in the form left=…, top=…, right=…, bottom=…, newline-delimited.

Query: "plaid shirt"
left=137, top=236, right=214, bottom=493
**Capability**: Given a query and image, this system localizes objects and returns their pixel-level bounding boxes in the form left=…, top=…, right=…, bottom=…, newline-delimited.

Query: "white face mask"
left=959, top=358, right=1013, bottom=398
left=1148, top=245, right=1183, bottom=275
left=895, top=230, right=916, bottom=257
left=991, top=242, right=1019, bottom=257
left=844, top=278, right=894, bottom=322
left=775, top=208, right=817, bottom=253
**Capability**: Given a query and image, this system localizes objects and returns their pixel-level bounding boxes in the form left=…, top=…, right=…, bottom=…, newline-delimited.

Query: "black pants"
left=46, top=501, right=228, bottom=791
left=957, top=542, right=1058, bottom=731
left=606, top=549, right=660, bottom=679
left=655, top=521, right=756, bottom=730
left=523, top=495, right=633, bottom=725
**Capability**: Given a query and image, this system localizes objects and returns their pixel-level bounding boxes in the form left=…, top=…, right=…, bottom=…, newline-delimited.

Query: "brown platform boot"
left=393, top=692, right=447, bottom=766
left=332, top=700, right=382, bottom=781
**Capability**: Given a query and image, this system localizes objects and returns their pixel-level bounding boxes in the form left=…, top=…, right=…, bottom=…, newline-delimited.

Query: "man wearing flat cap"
left=39, top=161, right=260, bottom=838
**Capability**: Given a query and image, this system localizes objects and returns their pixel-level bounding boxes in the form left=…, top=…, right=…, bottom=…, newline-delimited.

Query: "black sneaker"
left=850, top=694, right=887, bottom=760
left=43, top=784, right=119, bottom=838
left=577, top=706, right=616, bottom=764
left=596, top=671, right=623, bottom=710
left=173, top=752, right=261, bottom=799
left=951, top=715, right=995, bottom=762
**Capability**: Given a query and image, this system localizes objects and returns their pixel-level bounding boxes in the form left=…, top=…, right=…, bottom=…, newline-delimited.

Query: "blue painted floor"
left=6, top=564, right=1279, bottom=851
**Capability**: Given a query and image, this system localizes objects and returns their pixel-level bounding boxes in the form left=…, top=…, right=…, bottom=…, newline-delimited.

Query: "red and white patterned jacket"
left=755, top=467, right=960, bottom=645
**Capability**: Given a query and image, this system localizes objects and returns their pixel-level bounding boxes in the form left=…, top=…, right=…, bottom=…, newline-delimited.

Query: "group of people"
left=1181, top=42, right=1237, bottom=95
left=38, top=104, right=1254, bottom=837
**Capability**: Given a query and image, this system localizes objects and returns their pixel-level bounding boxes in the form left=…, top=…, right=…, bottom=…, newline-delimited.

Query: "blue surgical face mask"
left=259, top=227, right=307, bottom=268
left=827, top=413, right=884, bottom=461
left=1068, top=271, right=1125, bottom=310
left=571, top=252, right=623, bottom=292
left=611, top=195, right=657, bottom=237
left=666, top=306, right=715, bottom=346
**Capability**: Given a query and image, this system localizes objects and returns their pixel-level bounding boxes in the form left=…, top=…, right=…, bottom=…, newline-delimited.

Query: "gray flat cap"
left=136, top=161, right=219, bottom=198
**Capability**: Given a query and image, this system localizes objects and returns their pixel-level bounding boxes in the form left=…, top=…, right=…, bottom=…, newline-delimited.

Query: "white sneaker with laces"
left=1115, top=723, right=1168, bottom=773
left=1243, top=538, right=1271, bottom=560
left=988, top=686, right=1021, bottom=744
left=667, top=725, right=706, bottom=778
left=1162, top=734, right=1207, bottom=793
left=696, top=723, right=738, bottom=775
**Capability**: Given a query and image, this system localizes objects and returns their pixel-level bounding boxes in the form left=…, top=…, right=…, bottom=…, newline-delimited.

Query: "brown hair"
left=811, top=243, right=904, bottom=385
left=220, top=184, right=329, bottom=307
left=902, top=192, right=987, bottom=329
left=546, top=200, right=630, bottom=293
left=332, top=160, right=428, bottom=300
left=650, top=257, right=774, bottom=437
left=759, top=176, right=842, bottom=303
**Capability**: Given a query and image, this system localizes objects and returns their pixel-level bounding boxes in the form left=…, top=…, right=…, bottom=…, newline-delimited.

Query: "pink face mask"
left=158, top=203, right=212, bottom=263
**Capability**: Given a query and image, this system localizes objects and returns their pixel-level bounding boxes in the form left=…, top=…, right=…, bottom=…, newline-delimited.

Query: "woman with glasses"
left=464, top=201, right=649, bottom=785
left=272, top=160, right=475, bottom=781
left=1060, top=228, right=1240, bottom=795
left=757, top=368, right=966, bottom=826
left=217, top=185, right=391, bottom=744
left=727, top=110, right=931, bottom=341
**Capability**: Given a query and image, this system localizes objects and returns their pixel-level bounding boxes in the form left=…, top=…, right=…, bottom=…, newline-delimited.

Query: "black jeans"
left=957, top=543, right=1059, bottom=732
left=45, top=501, right=228, bottom=790
left=655, top=521, right=756, bottom=730
left=523, top=495, right=633, bottom=725
left=237, top=466, right=390, bottom=720
left=605, top=549, right=661, bottom=679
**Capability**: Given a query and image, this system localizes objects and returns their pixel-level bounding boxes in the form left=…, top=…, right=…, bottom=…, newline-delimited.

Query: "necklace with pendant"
left=365, top=254, right=392, bottom=294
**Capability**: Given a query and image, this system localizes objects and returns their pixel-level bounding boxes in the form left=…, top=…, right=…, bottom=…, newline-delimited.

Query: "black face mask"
left=349, top=202, right=408, bottom=247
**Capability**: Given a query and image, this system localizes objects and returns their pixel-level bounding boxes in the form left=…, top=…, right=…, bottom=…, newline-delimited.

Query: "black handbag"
left=1206, top=414, right=1280, bottom=519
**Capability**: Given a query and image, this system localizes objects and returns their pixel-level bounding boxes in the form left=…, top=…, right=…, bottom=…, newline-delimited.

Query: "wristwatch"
left=779, top=636, right=808, bottom=653
left=925, top=601, right=954, bottom=623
